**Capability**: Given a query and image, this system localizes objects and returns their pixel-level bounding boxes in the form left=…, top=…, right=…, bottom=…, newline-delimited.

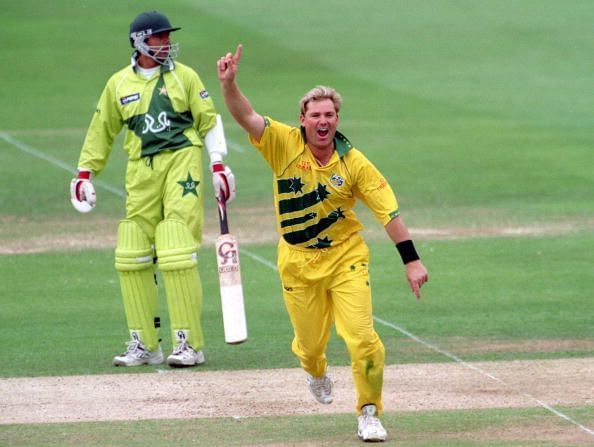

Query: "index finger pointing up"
left=233, top=44, right=243, bottom=64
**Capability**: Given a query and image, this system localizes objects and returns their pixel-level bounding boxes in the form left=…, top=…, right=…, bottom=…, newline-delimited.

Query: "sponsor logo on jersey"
left=199, top=90, right=209, bottom=99
left=296, top=160, right=311, bottom=171
left=330, top=173, right=344, bottom=187
left=120, top=93, right=140, bottom=105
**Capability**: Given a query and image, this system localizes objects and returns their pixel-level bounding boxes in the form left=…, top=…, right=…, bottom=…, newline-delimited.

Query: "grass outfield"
left=1, top=0, right=593, bottom=446
left=2, top=407, right=594, bottom=446
left=1, top=234, right=593, bottom=378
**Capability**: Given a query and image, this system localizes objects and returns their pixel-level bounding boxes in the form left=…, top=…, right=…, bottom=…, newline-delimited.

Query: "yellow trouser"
left=115, top=147, right=204, bottom=350
left=124, top=148, right=204, bottom=242
left=278, top=233, right=385, bottom=415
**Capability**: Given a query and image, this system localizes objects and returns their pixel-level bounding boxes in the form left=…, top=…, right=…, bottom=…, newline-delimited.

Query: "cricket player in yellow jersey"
left=70, top=11, right=236, bottom=368
left=217, top=45, right=429, bottom=442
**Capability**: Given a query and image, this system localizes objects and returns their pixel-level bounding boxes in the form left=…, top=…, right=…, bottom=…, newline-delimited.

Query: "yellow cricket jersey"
left=78, top=60, right=217, bottom=174
left=249, top=117, right=399, bottom=249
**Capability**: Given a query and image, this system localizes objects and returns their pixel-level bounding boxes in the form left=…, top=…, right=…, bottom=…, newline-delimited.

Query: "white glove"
left=211, top=162, right=236, bottom=202
left=70, top=170, right=96, bottom=213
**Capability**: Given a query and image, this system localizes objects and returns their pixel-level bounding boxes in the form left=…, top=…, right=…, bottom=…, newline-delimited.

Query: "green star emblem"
left=328, top=208, right=346, bottom=220
left=289, top=177, right=305, bottom=194
left=316, top=183, right=330, bottom=202
left=310, top=236, right=332, bottom=248
left=177, top=173, right=200, bottom=197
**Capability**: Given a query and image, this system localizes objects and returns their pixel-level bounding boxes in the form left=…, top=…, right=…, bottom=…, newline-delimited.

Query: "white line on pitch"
left=373, top=316, right=594, bottom=437
left=0, top=133, right=126, bottom=198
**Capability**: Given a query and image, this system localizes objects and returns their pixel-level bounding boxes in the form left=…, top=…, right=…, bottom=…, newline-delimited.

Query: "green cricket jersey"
left=78, top=60, right=217, bottom=173
left=249, top=117, right=400, bottom=249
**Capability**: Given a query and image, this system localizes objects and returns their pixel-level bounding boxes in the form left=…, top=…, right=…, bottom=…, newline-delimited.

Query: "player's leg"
left=330, top=237, right=385, bottom=414
left=155, top=218, right=204, bottom=366
left=278, top=240, right=334, bottom=403
left=158, top=148, right=205, bottom=367
left=113, top=219, right=163, bottom=366
left=113, top=158, right=165, bottom=367
left=329, top=236, right=387, bottom=441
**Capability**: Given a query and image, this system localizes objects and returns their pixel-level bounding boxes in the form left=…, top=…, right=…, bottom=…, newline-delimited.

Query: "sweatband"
left=396, top=240, right=420, bottom=264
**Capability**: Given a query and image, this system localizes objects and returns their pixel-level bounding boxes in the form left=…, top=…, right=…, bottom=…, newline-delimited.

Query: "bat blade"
left=216, top=232, right=247, bottom=344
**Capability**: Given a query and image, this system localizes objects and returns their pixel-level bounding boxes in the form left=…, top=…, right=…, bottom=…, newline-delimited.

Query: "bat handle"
left=217, top=193, right=230, bottom=235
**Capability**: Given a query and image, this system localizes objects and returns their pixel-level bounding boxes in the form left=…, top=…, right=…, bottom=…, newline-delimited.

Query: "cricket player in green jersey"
left=70, top=11, right=236, bottom=368
left=217, top=45, right=429, bottom=442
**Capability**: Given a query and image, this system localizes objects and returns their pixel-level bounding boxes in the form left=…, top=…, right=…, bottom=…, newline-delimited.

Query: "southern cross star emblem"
left=316, top=183, right=330, bottom=202
left=177, top=173, right=199, bottom=197
left=159, top=85, right=168, bottom=96
left=289, top=177, right=305, bottom=194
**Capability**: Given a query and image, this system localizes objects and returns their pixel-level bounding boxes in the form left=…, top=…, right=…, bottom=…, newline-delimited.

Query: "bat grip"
left=217, top=193, right=230, bottom=235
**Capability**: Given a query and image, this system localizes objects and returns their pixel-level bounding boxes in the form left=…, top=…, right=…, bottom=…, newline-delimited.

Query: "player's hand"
left=211, top=162, right=236, bottom=203
left=405, top=260, right=429, bottom=299
left=217, top=44, right=243, bottom=83
left=70, top=170, right=96, bottom=213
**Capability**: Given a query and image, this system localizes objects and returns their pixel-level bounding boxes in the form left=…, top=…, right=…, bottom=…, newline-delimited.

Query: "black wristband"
left=396, top=240, right=420, bottom=264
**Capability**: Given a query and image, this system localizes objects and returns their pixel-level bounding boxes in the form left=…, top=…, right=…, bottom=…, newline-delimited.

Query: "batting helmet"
left=129, top=11, right=181, bottom=47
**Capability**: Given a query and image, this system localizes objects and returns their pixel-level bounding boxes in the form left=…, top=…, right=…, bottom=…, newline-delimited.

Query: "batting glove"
left=70, top=170, right=96, bottom=213
left=211, top=162, right=236, bottom=203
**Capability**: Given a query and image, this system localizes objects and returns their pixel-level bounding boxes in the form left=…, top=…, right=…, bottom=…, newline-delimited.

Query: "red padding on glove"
left=212, top=162, right=225, bottom=173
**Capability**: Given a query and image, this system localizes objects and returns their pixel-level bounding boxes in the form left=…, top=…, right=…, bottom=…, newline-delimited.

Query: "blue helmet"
left=129, top=11, right=181, bottom=64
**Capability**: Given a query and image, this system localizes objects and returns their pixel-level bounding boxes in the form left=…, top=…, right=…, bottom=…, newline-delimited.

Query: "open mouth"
left=317, top=128, right=329, bottom=138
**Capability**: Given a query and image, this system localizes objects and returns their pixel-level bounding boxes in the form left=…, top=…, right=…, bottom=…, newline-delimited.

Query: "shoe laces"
left=172, top=340, right=193, bottom=355
left=122, top=339, right=146, bottom=355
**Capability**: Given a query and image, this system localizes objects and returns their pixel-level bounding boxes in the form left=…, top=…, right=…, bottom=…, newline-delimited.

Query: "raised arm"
left=217, top=44, right=265, bottom=142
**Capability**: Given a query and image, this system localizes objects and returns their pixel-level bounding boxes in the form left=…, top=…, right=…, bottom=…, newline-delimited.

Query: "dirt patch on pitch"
left=1, top=358, right=592, bottom=430
left=2, top=210, right=594, bottom=255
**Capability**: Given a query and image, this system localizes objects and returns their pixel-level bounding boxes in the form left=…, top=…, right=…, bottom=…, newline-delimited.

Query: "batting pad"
left=115, top=219, right=160, bottom=351
left=155, top=219, right=204, bottom=351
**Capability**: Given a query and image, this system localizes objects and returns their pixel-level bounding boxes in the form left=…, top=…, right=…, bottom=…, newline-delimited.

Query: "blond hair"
left=299, top=85, right=342, bottom=115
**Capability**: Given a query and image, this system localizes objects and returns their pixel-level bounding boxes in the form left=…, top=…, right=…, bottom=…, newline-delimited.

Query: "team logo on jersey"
left=329, top=173, right=344, bottom=187
left=142, top=111, right=170, bottom=134
left=158, top=86, right=168, bottom=96
left=199, top=90, right=209, bottom=99
left=177, top=172, right=200, bottom=197
left=120, top=93, right=140, bottom=105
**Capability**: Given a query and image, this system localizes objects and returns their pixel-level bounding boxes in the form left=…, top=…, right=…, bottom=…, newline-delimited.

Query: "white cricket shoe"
left=357, top=404, right=387, bottom=442
left=113, top=340, right=164, bottom=367
left=167, top=340, right=205, bottom=367
left=307, top=373, right=333, bottom=404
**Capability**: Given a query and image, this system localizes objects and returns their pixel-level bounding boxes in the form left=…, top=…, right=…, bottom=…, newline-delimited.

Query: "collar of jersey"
left=334, top=130, right=353, bottom=157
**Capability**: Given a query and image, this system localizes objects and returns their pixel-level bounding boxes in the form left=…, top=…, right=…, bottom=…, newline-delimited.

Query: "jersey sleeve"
left=248, top=117, right=296, bottom=175
left=77, top=79, right=123, bottom=175
left=350, top=150, right=400, bottom=226
left=187, top=70, right=217, bottom=139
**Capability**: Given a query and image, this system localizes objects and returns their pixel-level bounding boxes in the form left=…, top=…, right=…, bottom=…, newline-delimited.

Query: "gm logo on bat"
left=218, top=241, right=239, bottom=267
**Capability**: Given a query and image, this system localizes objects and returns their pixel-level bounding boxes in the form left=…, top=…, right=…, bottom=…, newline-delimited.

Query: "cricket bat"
left=215, top=194, right=248, bottom=344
